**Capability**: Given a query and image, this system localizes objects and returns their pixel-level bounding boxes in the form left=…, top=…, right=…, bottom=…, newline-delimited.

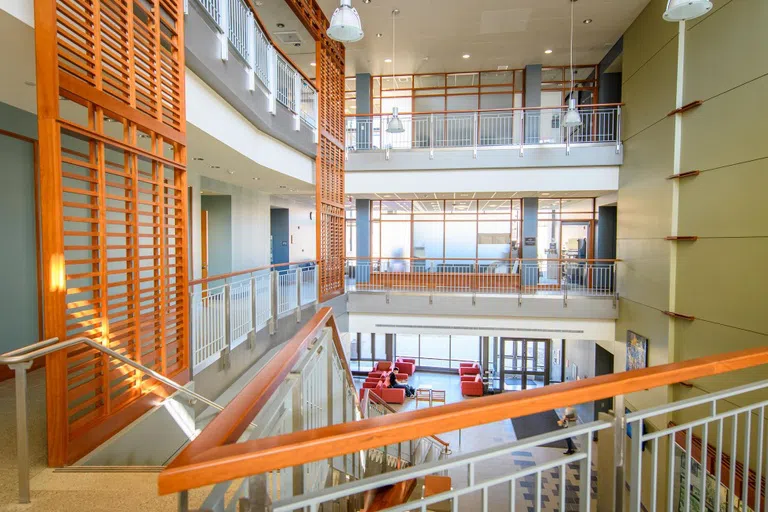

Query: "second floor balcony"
left=344, top=104, right=623, bottom=170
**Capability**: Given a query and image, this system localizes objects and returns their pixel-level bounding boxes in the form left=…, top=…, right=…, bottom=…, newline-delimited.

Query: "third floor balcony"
left=344, top=104, right=623, bottom=171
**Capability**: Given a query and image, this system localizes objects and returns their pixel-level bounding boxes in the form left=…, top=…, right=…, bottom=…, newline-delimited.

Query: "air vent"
left=274, top=31, right=302, bottom=44
left=497, top=65, right=509, bottom=70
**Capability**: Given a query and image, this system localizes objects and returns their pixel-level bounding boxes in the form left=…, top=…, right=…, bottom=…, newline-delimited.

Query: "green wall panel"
left=678, top=159, right=768, bottom=238
left=675, top=238, right=768, bottom=335
left=684, top=0, right=768, bottom=104
left=617, top=117, right=675, bottom=240
left=622, top=0, right=678, bottom=82
left=617, top=239, right=671, bottom=311
left=681, top=75, right=768, bottom=172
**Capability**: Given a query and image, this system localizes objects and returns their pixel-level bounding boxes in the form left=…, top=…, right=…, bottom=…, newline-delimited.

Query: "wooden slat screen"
left=316, top=39, right=346, bottom=301
left=35, top=0, right=188, bottom=466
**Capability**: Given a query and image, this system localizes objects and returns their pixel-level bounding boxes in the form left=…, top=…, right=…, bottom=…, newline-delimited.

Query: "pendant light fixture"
left=663, top=0, right=712, bottom=21
left=327, top=0, right=364, bottom=43
left=386, top=9, right=405, bottom=134
left=563, top=0, right=582, bottom=128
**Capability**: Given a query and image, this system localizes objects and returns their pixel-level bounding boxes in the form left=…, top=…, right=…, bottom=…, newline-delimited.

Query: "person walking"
left=557, top=405, right=578, bottom=455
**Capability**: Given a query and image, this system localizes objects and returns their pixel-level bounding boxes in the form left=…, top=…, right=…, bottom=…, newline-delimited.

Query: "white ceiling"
left=316, top=0, right=649, bottom=76
left=253, top=0, right=317, bottom=78
left=348, top=190, right=613, bottom=201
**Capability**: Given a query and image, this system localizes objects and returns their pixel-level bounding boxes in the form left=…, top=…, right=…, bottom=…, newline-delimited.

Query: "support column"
left=355, top=73, right=372, bottom=149
left=356, top=199, right=371, bottom=284
left=524, top=65, right=542, bottom=144
left=522, top=198, right=539, bottom=287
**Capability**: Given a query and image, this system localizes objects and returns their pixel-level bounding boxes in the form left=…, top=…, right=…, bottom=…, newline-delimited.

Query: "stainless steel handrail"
left=1, top=336, right=244, bottom=504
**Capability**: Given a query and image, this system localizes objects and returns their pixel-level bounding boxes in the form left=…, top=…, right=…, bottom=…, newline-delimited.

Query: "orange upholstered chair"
left=460, top=374, right=484, bottom=397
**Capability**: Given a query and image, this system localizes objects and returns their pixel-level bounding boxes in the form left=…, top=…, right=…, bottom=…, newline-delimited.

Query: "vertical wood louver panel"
left=36, top=0, right=188, bottom=466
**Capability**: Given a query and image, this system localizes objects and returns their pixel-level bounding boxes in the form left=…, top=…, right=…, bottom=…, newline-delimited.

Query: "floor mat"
left=510, top=410, right=569, bottom=449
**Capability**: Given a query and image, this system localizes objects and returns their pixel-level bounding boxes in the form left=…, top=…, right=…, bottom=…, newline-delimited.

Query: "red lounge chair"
left=458, top=362, right=481, bottom=376
left=460, top=375, right=484, bottom=397
left=359, top=382, right=405, bottom=404
left=395, top=357, right=416, bottom=376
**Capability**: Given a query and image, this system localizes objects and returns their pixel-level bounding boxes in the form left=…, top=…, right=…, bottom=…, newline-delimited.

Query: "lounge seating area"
left=459, top=362, right=484, bottom=397
left=359, top=360, right=414, bottom=404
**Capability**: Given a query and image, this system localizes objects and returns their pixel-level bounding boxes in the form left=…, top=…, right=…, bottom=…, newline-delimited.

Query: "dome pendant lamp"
left=327, top=0, right=364, bottom=43
left=386, top=9, right=405, bottom=134
left=563, top=0, right=582, bottom=128
left=663, top=0, right=713, bottom=22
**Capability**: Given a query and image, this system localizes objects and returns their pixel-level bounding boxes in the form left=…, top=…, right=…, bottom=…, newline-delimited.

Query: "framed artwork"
left=626, top=331, right=648, bottom=371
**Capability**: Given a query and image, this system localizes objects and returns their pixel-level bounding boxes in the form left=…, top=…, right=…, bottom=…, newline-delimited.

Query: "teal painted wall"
left=0, top=102, right=40, bottom=351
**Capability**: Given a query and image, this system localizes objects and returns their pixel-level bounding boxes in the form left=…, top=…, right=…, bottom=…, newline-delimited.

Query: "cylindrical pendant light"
left=663, top=0, right=713, bottom=21
left=386, top=9, right=405, bottom=134
left=327, top=0, right=364, bottom=43
left=563, top=0, right=582, bottom=128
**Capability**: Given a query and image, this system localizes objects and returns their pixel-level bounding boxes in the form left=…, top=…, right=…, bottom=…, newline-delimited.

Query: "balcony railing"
left=346, top=257, right=619, bottom=303
left=345, top=103, right=622, bottom=158
left=188, top=260, right=318, bottom=374
left=157, top=308, right=768, bottom=512
left=189, top=0, right=318, bottom=138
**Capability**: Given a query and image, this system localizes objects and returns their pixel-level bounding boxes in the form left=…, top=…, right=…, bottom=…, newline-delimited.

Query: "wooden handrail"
left=189, top=259, right=318, bottom=286
left=158, top=344, right=768, bottom=495
left=366, top=391, right=449, bottom=448
left=344, top=103, right=624, bottom=118
left=167, top=307, right=334, bottom=468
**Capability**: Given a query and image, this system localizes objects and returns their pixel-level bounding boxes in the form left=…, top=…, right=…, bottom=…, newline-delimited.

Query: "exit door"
left=500, top=338, right=551, bottom=391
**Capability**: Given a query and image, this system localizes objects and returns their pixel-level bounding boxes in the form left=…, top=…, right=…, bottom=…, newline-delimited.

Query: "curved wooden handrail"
left=366, top=391, right=449, bottom=448
left=344, top=103, right=624, bottom=118
left=158, top=344, right=768, bottom=495
left=167, top=307, right=334, bottom=468
left=189, top=259, right=318, bottom=286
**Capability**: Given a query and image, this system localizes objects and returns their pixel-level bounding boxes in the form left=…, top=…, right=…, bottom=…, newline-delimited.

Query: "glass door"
left=500, top=338, right=551, bottom=391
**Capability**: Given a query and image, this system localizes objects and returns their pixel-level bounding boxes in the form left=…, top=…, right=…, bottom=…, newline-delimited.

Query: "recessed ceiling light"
left=384, top=58, right=392, bottom=63
left=193, top=157, right=204, bottom=161
left=376, top=33, right=383, bottom=38
left=363, top=0, right=371, bottom=3
left=227, top=170, right=235, bottom=175
left=583, top=18, right=593, bottom=24
left=252, top=177, right=260, bottom=181
left=545, top=49, right=553, bottom=54
left=310, top=62, right=316, bottom=67
left=277, top=23, right=285, bottom=28
left=462, top=54, right=471, bottom=59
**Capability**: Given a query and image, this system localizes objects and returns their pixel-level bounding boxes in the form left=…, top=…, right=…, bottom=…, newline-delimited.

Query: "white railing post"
left=472, top=112, right=478, bottom=159
left=293, top=74, right=302, bottom=131
left=248, top=276, right=257, bottom=349
left=267, top=46, right=277, bottom=114
left=295, top=268, right=302, bottom=323
left=183, top=0, right=188, bottom=15
left=269, top=270, right=278, bottom=334
left=429, top=114, right=434, bottom=159
left=519, top=110, right=525, bottom=157
left=221, top=283, right=231, bottom=370
left=246, top=11, right=255, bottom=91
left=616, top=105, right=622, bottom=153
left=218, top=0, right=229, bottom=61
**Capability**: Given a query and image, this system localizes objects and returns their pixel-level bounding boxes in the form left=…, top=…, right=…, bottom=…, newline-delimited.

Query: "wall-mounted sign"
left=524, top=236, right=537, bottom=246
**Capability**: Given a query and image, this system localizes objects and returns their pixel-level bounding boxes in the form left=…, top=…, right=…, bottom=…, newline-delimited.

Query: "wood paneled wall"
left=34, top=0, right=189, bottom=466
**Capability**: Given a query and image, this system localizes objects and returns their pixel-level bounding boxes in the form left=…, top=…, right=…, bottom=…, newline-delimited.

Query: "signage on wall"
left=524, top=236, right=537, bottom=246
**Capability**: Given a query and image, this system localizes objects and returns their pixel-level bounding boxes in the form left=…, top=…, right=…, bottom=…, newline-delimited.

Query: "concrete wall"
left=0, top=102, right=39, bottom=351
left=617, top=0, right=768, bottom=477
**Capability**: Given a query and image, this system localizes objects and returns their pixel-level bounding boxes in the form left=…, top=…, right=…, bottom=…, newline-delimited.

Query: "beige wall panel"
left=622, top=41, right=678, bottom=140
left=681, top=75, right=768, bottom=172
left=617, top=239, right=672, bottom=311
left=615, top=299, right=672, bottom=427
left=676, top=238, right=768, bottom=335
left=678, top=159, right=768, bottom=238
left=622, top=0, right=678, bottom=81
left=617, top=118, right=675, bottom=240
left=684, top=0, right=768, bottom=103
